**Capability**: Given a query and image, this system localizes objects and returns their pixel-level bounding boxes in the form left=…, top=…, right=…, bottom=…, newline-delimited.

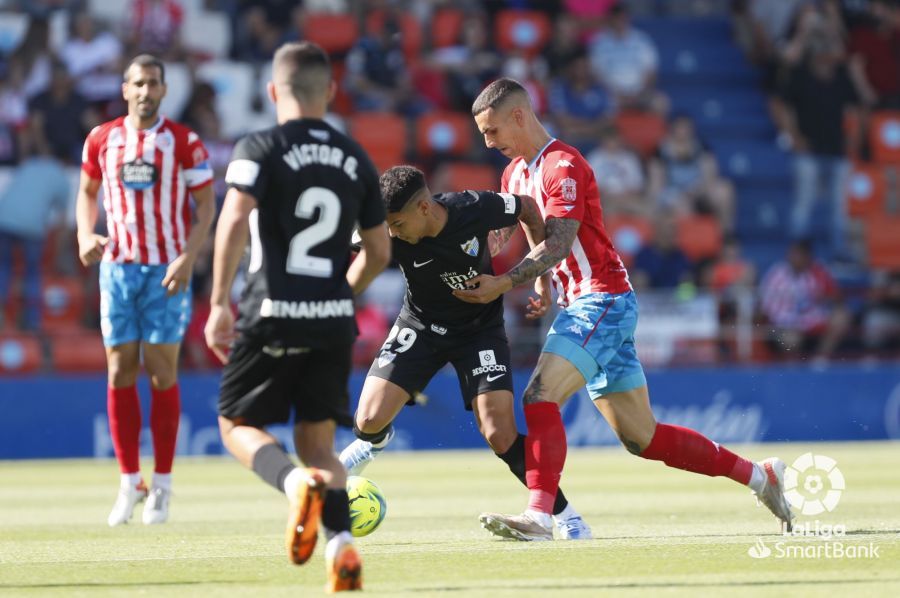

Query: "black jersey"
left=224, top=118, right=384, bottom=348
left=395, top=190, right=522, bottom=338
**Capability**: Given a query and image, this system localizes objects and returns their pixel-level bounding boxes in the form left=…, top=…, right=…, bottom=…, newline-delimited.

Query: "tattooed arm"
left=488, top=194, right=545, bottom=256
left=488, top=225, right=517, bottom=257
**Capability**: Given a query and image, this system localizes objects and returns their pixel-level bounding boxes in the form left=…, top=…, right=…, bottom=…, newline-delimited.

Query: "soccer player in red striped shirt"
left=456, top=78, right=794, bottom=540
left=75, top=54, right=215, bottom=527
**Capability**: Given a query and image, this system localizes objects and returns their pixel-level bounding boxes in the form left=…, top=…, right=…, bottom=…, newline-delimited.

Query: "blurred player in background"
left=456, top=78, right=794, bottom=540
left=339, top=165, right=592, bottom=540
left=76, top=54, right=215, bottom=527
left=204, top=42, right=390, bottom=592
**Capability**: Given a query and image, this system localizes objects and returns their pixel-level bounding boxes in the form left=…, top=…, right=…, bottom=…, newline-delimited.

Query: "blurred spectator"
left=179, top=81, right=218, bottom=133
left=547, top=49, right=610, bottom=153
left=191, top=107, right=234, bottom=206
left=27, top=61, right=98, bottom=164
left=587, top=123, right=649, bottom=217
left=0, top=148, right=70, bottom=330
left=430, top=15, right=502, bottom=112
left=60, top=12, right=123, bottom=104
left=847, top=0, right=900, bottom=109
left=759, top=239, right=851, bottom=360
left=647, top=114, right=736, bottom=232
left=706, top=235, right=756, bottom=295
left=232, top=5, right=286, bottom=63
left=562, top=0, right=618, bottom=36
left=8, top=16, right=54, bottom=99
left=587, top=2, right=668, bottom=114
left=352, top=291, right=390, bottom=367
left=0, top=63, right=28, bottom=164
left=541, top=12, right=584, bottom=74
left=631, top=215, right=694, bottom=291
left=775, top=44, right=859, bottom=260
left=344, top=12, right=426, bottom=115
left=779, top=1, right=846, bottom=69
left=863, top=270, right=900, bottom=353
left=126, top=0, right=185, bottom=60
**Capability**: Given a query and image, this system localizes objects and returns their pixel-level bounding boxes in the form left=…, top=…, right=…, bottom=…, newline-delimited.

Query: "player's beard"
left=135, top=99, right=158, bottom=120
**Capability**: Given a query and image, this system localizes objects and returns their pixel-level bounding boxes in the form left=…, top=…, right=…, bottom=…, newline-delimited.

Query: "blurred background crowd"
left=0, top=0, right=898, bottom=374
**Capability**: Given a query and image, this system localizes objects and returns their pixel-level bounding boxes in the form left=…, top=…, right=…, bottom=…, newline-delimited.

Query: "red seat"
left=415, top=111, right=473, bottom=157
left=349, top=112, right=408, bottom=173
left=866, top=215, right=900, bottom=270
left=49, top=330, right=108, bottom=373
left=366, top=11, right=423, bottom=63
left=434, top=162, right=498, bottom=193
left=615, top=110, right=667, bottom=158
left=0, top=333, right=42, bottom=374
left=41, top=276, right=86, bottom=331
left=605, top=214, right=654, bottom=266
left=303, top=14, right=359, bottom=55
left=846, top=162, right=887, bottom=218
left=870, top=111, right=900, bottom=165
left=431, top=8, right=464, bottom=49
left=495, top=10, right=551, bottom=57
left=676, top=215, right=723, bottom=262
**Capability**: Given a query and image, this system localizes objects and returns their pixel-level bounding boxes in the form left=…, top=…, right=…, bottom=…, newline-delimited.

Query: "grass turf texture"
left=1, top=442, right=898, bottom=597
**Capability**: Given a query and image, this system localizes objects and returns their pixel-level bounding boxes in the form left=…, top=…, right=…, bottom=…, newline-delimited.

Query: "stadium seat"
left=0, top=333, right=42, bottom=374
left=676, top=214, right=723, bottom=262
left=304, top=13, right=359, bottom=56
left=366, top=11, right=423, bottom=63
left=431, top=8, right=464, bottom=49
left=433, top=162, right=498, bottom=193
left=415, top=111, right=472, bottom=157
left=870, top=111, right=900, bottom=165
left=605, top=214, right=654, bottom=266
left=41, top=277, right=86, bottom=331
left=495, top=10, right=551, bottom=57
left=846, top=162, right=887, bottom=219
left=0, top=12, right=28, bottom=54
left=195, top=60, right=255, bottom=139
left=865, top=215, right=900, bottom=270
left=49, top=329, right=108, bottom=373
left=614, top=110, right=666, bottom=158
left=181, top=10, right=231, bottom=59
left=348, top=112, right=408, bottom=173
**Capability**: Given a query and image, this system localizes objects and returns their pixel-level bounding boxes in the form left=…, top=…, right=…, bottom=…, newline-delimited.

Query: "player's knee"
left=355, top=412, right=390, bottom=435
left=108, top=365, right=138, bottom=388
left=482, top=426, right=516, bottom=454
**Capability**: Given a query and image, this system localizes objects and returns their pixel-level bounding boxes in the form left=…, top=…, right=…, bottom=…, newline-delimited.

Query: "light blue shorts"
left=99, top=262, right=191, bottom=347
left=543, top=291, right=646, bottom=399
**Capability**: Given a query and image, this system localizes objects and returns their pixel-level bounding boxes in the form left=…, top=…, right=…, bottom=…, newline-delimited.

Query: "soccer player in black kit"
left=340, top=166, right=592, bottom=540
left=204, top=42, right=390, bottom=592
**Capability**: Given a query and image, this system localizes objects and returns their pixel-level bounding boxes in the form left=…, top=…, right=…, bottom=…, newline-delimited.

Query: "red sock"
left=640, top=423, right=753, bottom=484
left=150, top=383, right=181, bottom=474
left=524, top=402, right=567, bottom=513
left=107, top=385, right=141, bottom=474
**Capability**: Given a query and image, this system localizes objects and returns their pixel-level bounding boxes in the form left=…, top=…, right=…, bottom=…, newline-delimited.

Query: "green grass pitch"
left=1, top=442, right=898, bottom=597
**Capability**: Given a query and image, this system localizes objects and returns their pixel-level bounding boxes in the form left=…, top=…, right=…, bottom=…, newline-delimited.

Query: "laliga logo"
left=784, top=453, right=845, bottom=516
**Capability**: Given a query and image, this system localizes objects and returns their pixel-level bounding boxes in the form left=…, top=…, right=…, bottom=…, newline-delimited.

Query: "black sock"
left=353, top=422, right=393, bottom=445
left=322, top=489, right=351, bottom=540
left=496, top=433, right=569, bottom=515
left=251, top=443, right=295, bottom=494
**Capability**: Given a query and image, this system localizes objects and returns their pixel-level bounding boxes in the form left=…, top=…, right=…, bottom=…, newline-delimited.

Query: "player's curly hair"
left=380, top=165, right=426, bottom=213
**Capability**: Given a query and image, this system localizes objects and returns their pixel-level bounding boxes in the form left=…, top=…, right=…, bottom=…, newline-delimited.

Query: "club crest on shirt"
left=377, top=351, right=396, bottom=368
left=120, top=159, right=158, bottom=190
left=155, top=131, right=174, bottom=150
left=460, top=236, right=479, bottom=257
left=561, top=177, right=577, bottom=202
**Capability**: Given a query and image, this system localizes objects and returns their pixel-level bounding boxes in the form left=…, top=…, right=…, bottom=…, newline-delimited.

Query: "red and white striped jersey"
left=502, top=138, right=631, bottom=306
left=759, top=261, right=837, bottom=332
left=81, top=116, right=213, bottom=265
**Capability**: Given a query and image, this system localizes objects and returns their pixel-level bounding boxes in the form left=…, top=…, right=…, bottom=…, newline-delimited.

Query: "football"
left=346, top=475, right=387, bottom=537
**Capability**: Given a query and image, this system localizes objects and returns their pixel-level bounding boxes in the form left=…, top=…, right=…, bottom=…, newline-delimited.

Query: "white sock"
left=324, top=531, right=354, bottom=559
left=121, top=472, right=142, bottom=489
left=525, top=508, right=553, bottom=529
left=553, top=503, right=578, bottom=521
left=152, top=473, right=172, bottom=491
left=748, top=463, right=766, bottom=494
left=282, top=467, right=305, bottom=498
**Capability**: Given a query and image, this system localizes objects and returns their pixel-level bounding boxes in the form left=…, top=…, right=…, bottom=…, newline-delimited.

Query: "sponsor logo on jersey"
left=377, top=351, right=396, bottom=368
left=557, top=159, right=573, bottom=168
left=430, top=324, right=447, bottom=335
left=472, top=350, right=508, bottom=377
left=460, top=236, right=479, bottom=257
left=561, top=177, right=577, bottom=202
left=259, top=298, right=354, bottom=319
left=441, top=267, right=479, bottom=290
left=499, top=193, right=517, bottom=214
left=120, top=159, right=158, bottom=190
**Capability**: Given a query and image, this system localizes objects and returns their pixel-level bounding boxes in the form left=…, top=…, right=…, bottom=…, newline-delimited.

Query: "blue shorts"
left=99, top=262, right=191, bottom=347
left=543, top=291, right=646, bottom=399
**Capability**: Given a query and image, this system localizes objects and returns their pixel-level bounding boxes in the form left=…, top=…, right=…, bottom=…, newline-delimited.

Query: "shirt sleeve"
left=81, top=126, right=103, bottom=180
left=473, top=190, right=521, bottom=230
left=355, top=151, right=385, bottom=230
left=224, top=133, right=268, bottom=202
left=179, top=129, right=213, bottom=191
left=542, top=154, right=585, bottom=221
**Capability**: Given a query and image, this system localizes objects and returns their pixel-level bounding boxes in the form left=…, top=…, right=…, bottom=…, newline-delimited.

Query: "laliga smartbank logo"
left=747, top=453, right=880, bottom=560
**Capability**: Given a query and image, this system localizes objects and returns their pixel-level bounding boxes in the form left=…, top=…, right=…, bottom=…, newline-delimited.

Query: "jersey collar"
left=526, top=137, right=556, bottom=172
left=124, top=115, right=165, bottom=135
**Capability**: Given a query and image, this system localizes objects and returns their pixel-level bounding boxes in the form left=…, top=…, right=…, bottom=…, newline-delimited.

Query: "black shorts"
left=368, top=317, right=513, bottom=411
left=218, top=337, right=353, bottom=428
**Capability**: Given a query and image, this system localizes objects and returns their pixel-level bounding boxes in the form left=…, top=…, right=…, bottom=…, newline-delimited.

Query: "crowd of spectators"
left=0, top=0, right=897, bottom=373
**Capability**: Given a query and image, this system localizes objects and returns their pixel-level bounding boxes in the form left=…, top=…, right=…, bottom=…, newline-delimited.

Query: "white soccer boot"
left=107, top=480, right=149, bottom=527
left=142, top=487, right=171, bottom=525
left=553, top=512, right=593, bottom=540
left=339, top=428, right=395, bottom=475
left=479, top=511, right=553, bottom=541
left=753, top=457, right=795, bottom=532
